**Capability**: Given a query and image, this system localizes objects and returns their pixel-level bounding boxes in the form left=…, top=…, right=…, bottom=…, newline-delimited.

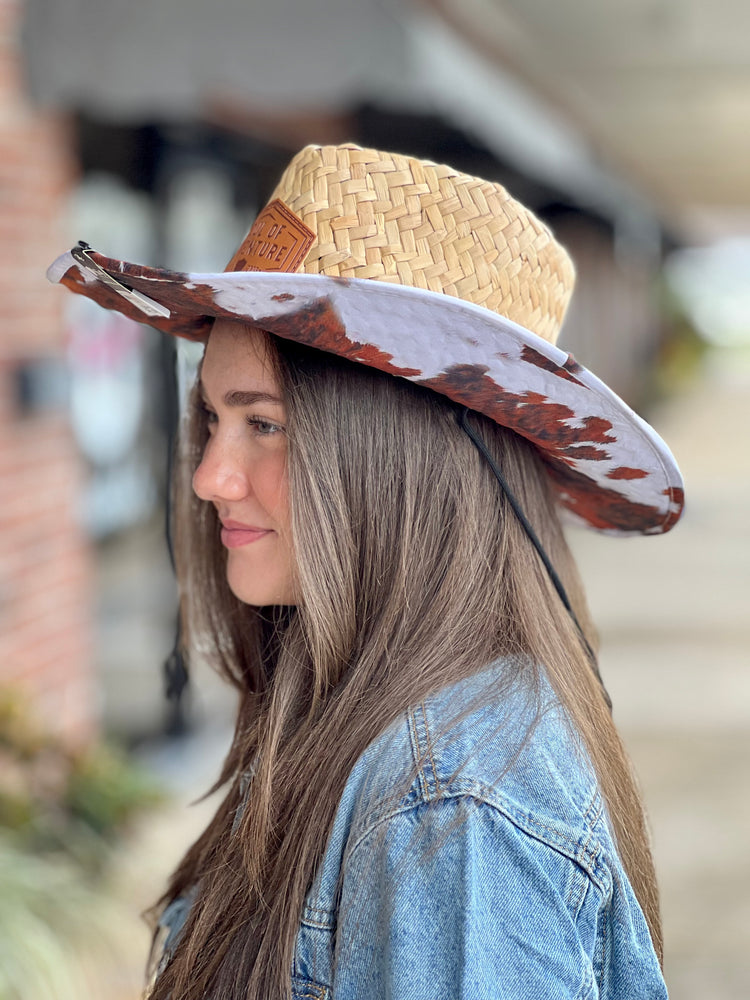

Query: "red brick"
left=0, top=0, right=94, bottom=745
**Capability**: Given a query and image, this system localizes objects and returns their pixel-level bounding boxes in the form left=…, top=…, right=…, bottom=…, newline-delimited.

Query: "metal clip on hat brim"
left=70, top=242, right=171, bottom=319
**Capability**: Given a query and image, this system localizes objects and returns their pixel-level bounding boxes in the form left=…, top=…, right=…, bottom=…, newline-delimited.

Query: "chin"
left=232, top=590, right=296, bottom=608
left=226, top=571, right=297, bottom=608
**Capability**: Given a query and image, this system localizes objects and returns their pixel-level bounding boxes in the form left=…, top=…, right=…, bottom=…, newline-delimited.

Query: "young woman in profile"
left=48, top=143, right=683, bottom=999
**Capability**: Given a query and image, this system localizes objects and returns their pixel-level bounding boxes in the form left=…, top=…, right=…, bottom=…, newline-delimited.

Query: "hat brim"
left=48, top=248, right=684, bottom=536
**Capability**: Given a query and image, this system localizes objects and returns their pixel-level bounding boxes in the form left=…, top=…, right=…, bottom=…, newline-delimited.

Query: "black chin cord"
left=459, top=408, right=612, bottom=711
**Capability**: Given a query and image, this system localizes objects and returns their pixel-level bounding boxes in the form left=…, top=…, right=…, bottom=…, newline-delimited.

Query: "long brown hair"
left=150, top=328, right=662, bottom=999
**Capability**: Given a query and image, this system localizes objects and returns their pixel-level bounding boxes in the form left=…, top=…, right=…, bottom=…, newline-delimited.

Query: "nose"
left=192, top=436, right=250, bottom=503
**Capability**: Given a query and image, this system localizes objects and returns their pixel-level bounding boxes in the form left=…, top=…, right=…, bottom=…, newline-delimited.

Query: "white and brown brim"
left=47, top=247, right=684, bottom=536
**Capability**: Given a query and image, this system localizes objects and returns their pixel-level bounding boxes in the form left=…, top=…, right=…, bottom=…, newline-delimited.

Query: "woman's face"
left=192, top=320, right=297, bottom=606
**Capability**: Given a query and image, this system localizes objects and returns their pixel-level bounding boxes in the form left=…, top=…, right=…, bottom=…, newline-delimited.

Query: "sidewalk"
left=110, top=347, right=750, bottom=999
left=569, top=346, right=750, bottom=999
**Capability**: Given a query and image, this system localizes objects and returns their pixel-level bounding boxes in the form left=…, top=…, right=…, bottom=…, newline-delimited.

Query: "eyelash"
left=245, top=415, right=284, bottom=436
left=199, top=402, right=284, bottom=436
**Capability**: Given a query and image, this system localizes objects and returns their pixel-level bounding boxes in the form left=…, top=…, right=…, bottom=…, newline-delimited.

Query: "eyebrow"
left=222, top=389, right=284, bottom=407
left=198, top=379, right=284, bottom=408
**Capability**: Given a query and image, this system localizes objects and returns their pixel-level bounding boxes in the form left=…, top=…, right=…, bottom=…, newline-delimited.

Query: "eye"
left=246, top=415, right=285, bottom=436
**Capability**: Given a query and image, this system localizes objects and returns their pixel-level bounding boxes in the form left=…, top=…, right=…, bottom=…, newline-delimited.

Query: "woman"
left=48, top=143, right=683, bottom=999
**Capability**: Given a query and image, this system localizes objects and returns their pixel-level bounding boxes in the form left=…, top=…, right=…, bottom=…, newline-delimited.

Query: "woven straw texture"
left=271, top=144, right=575, bottom=345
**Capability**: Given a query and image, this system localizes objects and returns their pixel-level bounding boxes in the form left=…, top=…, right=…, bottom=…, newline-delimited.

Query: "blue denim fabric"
left=152, top=661, right=667, bottom=998
left=292, top=662, right=667, bottom=999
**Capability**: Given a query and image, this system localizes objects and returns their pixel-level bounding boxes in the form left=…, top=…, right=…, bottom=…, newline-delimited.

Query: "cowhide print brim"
left=47, top=249, right=685, bottom=536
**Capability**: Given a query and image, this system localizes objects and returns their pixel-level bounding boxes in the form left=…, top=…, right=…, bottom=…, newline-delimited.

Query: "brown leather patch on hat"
left=226, top=199, right=315, bottom=273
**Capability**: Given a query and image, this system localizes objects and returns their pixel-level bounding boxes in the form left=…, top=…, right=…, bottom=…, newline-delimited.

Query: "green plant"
left=0, top=688, right=165, bottom=872
left=0, top=835, right=143, bottom=1000
left=66, top=740, right=165, bottom=835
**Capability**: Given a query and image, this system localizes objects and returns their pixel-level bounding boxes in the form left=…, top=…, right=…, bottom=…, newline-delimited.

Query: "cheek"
left=256, top=455, right=290, bottom=522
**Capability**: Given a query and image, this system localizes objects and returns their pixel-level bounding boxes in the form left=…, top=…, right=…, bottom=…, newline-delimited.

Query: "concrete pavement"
left=569, top=346, right=750, bottom=998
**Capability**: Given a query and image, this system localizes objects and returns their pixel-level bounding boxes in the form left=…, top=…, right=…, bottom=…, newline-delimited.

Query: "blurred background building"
left=1, top=1, right=748, bottom=997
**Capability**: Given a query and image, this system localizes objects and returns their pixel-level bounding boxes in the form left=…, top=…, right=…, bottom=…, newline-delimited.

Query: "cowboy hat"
left=47, top=142, right=684, bottom=535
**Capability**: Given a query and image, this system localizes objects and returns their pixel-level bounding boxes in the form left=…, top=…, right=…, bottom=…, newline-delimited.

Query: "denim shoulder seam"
left=344, top=781, right=611, bottom=895
left=406, top=703, right=441, bottom=800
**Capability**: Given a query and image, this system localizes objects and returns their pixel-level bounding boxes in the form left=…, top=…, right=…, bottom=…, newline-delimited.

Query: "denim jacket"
left=155, top=661, right=667, bottom=999
left=292, top=663, right=666, bottom=999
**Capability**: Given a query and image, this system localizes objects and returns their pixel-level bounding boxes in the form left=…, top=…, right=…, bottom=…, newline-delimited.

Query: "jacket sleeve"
left=330, top=795, right=600, bottom=1000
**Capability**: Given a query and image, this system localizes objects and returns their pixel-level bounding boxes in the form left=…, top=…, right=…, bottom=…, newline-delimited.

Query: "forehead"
left=201, top=321, right=278, bottom=388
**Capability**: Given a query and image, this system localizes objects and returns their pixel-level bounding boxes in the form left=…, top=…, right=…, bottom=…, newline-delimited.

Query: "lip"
left=220, top=519, right=273, bottom=549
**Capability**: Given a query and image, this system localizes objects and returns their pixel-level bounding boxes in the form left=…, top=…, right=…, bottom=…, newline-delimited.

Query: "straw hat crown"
left=247, top=144, right=575, bottom=344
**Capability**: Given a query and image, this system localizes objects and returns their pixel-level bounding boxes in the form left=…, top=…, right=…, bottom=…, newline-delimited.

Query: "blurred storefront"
left=4, top=4, right=748, bottom=995
left=9, top=0, right=680, bottom=741
left=23, top=0, right=674, bottom=397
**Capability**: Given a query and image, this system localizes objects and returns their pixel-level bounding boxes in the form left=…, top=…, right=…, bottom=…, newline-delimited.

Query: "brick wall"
left=0, top=0, right=96, bottom=743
